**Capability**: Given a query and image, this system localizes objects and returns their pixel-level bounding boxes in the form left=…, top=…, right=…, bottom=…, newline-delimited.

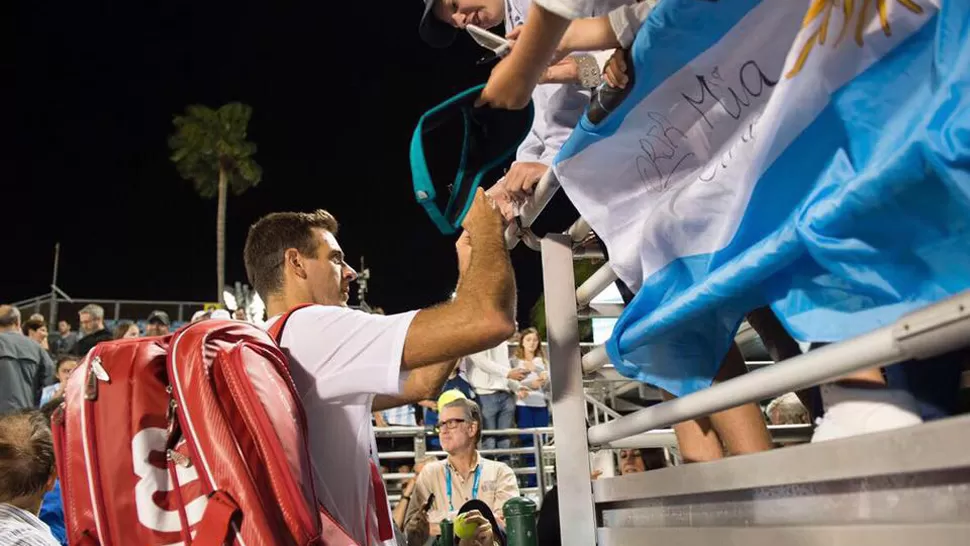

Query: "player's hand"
left=507, top=368, right=529, bottom=381
left=485, top=179, right=519, bottom=222
left=461, top=188, right=506, bottom=236
left=456, top=230, right=472, bottom=275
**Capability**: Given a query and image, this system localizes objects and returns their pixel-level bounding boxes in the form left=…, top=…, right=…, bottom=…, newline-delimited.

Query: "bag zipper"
left=81, top=348, right=112, bottom=545
left=166, top=448, right=194, bottom=545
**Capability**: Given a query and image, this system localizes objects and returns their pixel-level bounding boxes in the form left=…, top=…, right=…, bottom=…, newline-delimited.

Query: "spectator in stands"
left=1, top=306, right=53, bottom=414
left=74, top=305, right=112, bottom=357
left=112, top=320, right=140, bottom=340
left=0, top=410, right=61, bottom=545
left=391, top=455, right=437, bottom=530
left=145, top=310, right=170, bottom=336
left=23, top=319, right=50, bottom=352
left=39, top=357, right=78, bottom=407
left=766, top=393, right=810, bottom=426
left=50, top=321, right=77, bottom=356
left=37, top=398, right=66, bottom=545
left=242, top=189, right=516, bottom=546
left=424, top=371, right=478, bottom=450
left=404, top=397, right=518, bottom=546
left=512, top=327, right=549, bottom=487
left=465, top=344, right=528, bottom=454
left=616, top=448, right=665, bottom=475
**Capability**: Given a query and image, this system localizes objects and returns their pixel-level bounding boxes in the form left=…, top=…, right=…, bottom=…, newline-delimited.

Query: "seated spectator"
left=0, top=410, right=61, bottom=545
left=766, top=393, right=810, bottom=426
left=404, top=398, right=519, bottom=546
left=424, top=371, right=478, bottom=450
left=392, top=455, right=438, bottom=530
left=617, top=448, right=666, bottom=475
left=39, top=357, right=78, bottom=407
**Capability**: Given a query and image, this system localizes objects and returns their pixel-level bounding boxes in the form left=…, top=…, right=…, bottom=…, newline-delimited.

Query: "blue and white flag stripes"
left=552, top=0, right=970, bottom=396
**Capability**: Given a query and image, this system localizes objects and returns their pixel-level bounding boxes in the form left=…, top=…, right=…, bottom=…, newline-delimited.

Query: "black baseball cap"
left=419, top=0, right=458, bottom=48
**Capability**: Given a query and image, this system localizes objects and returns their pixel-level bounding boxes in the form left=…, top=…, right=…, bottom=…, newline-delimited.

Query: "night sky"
left=10, top=0, right=578, bottom=324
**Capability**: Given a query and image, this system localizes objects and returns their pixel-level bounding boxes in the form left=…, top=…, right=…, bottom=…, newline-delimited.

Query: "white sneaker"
left=811, top=384, right=923, bottom=443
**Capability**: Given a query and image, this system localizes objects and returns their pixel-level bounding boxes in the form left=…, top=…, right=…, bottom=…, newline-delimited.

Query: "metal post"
left=541, top=234, right=597, bottom=546
left=113, top=302, right=121, bottom=322
left=533, top=431, right=546, bottom=496
left=49, top=243, right=60, bottom=326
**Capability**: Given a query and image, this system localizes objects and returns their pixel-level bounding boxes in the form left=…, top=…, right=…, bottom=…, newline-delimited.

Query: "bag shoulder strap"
left=267, top=303, right=315, bottom=343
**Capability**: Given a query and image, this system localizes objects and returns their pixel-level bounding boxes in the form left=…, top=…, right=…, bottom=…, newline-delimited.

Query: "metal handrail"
left=504, top=169, right=560, bottom=250
left=587, top=291, right=970, bottom=445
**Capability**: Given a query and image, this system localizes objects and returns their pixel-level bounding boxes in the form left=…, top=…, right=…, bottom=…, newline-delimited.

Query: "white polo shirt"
left=266, top=305, right=418, bottom=546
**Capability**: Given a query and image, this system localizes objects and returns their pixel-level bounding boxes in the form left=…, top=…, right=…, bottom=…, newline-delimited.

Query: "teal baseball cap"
left=410, top=84, right=534, bottom=235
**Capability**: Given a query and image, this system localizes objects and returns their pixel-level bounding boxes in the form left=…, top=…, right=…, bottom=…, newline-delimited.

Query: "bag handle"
left=193, top=491, right=241, bottom=545
left=267, top=304, right=314, bottom=343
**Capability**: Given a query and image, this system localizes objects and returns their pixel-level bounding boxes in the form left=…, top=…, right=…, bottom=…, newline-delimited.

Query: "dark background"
left=9, top=0, right=577, bottom=324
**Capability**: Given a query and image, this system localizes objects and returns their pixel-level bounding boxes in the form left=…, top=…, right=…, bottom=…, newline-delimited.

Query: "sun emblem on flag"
left=786, top=0, right=925, bottom=78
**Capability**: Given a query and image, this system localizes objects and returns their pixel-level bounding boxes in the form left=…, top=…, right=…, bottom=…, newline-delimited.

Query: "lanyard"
left=445, top=465, right=482, bottom=511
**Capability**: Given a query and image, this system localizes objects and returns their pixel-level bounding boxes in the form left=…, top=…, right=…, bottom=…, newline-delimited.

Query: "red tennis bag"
left=52, top=319, right=357, bottom=546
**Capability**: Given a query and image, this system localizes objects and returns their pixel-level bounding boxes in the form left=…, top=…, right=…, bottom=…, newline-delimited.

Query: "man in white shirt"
left=242, top=189, right=516, bottom=546
left=463, top=342, right=528, bottom=451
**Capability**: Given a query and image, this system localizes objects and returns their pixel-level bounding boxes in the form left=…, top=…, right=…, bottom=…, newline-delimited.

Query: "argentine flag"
left=552, top=0, right=970, bottom=396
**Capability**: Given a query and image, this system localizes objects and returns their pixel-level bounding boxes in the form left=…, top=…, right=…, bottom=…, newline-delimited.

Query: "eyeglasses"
left=437, top=418, right=468, bottom=431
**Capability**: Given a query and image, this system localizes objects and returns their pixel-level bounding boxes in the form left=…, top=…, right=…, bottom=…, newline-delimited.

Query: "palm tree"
left=168, top=102, right=262, bottom=304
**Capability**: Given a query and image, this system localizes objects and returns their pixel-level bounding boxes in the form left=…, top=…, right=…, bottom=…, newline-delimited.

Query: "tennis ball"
left=437, top=389, right=467, bottom=410
left=453, top=513, right=477, bottom=540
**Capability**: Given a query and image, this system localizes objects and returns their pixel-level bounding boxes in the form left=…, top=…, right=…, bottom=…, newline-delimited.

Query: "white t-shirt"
left=513, top=357, right=548, bottom=408
left=265, top=305, right=418, bottom=546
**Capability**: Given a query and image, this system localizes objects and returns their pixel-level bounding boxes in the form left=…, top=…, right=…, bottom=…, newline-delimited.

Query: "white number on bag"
left=131, top=427, right=207, bottom=533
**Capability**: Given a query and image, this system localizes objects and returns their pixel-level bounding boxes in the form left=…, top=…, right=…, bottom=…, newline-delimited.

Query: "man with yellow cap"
left=422, top=369, right=478, bottom=450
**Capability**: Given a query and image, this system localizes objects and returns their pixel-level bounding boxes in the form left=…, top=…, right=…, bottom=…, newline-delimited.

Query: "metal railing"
left=374, top=426, right=557, bottom=504
left=372, top=420, right=814, bottom=505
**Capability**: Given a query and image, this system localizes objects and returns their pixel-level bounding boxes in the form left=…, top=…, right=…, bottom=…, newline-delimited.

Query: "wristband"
left=573, top=53, right=603, bottom=88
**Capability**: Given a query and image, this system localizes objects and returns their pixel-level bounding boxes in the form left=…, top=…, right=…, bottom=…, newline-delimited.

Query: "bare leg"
left=663, top=390, right=725, bottom=463
left=709, top=343, right=773, bottom=455
left=664, top=343, right=773, bottom=462
left=746, top=306, right=818, bottom=417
